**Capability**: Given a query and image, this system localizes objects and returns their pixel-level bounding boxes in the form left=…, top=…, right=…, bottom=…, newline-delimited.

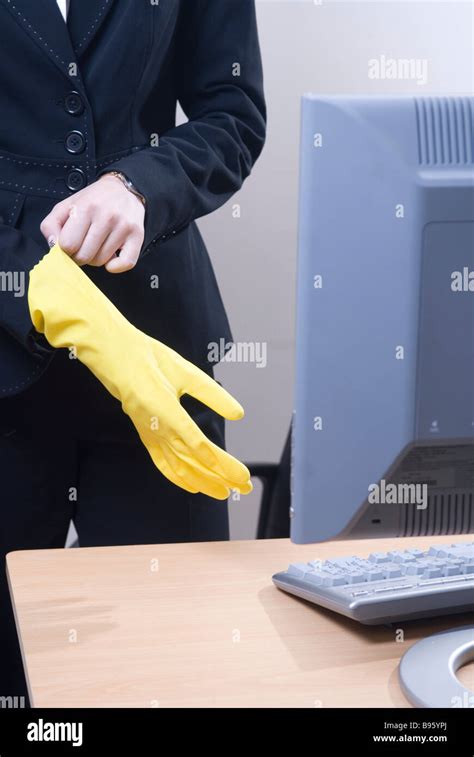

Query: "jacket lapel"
left=1, top=0, right=77, bottom=79
left=66, top=0, right=115, bottom=57
left=0, top=0, right=117, bottom=74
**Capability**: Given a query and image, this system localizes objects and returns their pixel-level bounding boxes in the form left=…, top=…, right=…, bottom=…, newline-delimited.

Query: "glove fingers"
left=169, top=439, right=253, bottom=495
left=163, top=437, right=248, bottom=495
left=182, top=369, right=244, bottom=421
left=139, top=404, right=252, bottom=493
left=160, top=441, right=230, bottom=500
left=171, top=435, right=252, bottom=493
left=203, top=440, right=252, bottom=490
left=168, top=410, right=251, bottom=486
left=144, top=441, right=200, bottom=494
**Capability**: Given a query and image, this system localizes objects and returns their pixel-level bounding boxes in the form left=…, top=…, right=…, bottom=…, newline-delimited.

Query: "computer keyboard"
left=272, top=542, right=474, bottom=625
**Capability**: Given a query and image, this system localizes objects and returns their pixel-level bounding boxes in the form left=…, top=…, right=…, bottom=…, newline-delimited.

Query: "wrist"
left=100, top=171, right=146, bottom=208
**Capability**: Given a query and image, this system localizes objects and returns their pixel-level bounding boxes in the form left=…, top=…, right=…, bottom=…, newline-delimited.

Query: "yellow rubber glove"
left=28, top=244, right=253, bottom=500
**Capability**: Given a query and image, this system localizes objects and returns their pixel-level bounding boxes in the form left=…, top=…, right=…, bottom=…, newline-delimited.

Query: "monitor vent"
left=400, top=492, right=473, bottom=537
left=415, top=97, right=473, bottom=165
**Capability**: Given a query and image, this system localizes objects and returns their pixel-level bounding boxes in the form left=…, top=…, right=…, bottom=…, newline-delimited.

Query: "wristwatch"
left=104, top=171, right=147, bottom=207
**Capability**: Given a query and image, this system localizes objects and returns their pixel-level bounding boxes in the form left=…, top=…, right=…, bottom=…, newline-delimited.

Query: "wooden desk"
left=7, top=535, right=474, bottom=708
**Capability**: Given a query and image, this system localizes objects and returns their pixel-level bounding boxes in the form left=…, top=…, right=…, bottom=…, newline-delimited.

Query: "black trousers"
left=0, top=350, right=229, bottom=700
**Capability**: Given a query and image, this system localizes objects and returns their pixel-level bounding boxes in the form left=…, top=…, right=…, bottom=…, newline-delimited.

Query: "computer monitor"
left=292, top=95, right=474, bottom=544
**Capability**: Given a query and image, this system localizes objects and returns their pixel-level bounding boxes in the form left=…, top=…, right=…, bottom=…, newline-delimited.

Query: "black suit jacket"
left=0, top=0, right=266, bottom=397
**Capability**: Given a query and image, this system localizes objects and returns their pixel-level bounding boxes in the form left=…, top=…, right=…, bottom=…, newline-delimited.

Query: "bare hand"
left=40, top=174, right=145, bottom=273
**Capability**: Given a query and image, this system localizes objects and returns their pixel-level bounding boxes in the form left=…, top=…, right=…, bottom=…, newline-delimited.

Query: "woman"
left=0, top=0, right=266, bottom=701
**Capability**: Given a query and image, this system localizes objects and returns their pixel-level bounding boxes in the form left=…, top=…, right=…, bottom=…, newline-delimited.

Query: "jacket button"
left=65, top=130, right=86, bottom=154
left=64, top=91, right=84, bottom=116
left=66, top=168, right=86, bottom=191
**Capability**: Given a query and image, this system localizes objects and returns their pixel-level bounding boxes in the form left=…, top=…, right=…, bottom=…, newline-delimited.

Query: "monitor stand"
left=399, top=626, right=474, bottom=707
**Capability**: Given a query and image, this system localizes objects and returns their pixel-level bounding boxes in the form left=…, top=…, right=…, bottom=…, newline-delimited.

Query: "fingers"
left=57, top=207, right=92, bottom=260
left=164, top=436, right=250, bottom=496
left=87, top=226, right=129, bottom=268
left=144, top=438, right=230, bottom=500
left=184, top=429, right=251, bottom=487
left=206, top=441, right=253, bottom=492
left=159, top=441, right=230, bottom=500
left=165, top=407, right=252, bottom=491
left=135, top=407, right=252, bottom=497
left=40, top=201, right=72, bottom=248
left=105, top=229, right=143, bottom=273
left=172, top=436, right=252, bottom=493
left=147, top=352, right=251, bottom=491
left=39, top=177, right=145, bottom=271
left=138, top=402, right=251, bottom=494
left=55, top=210, right=142, bottom=269
left=154, top=454, right=200, bottom=494
left=182, top=367, right=245, bottom=421
left=70, top=220, right=112, bottom=266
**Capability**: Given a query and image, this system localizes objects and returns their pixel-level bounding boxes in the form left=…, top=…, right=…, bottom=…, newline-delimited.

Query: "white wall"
left=197, top=0, right=474, bottom=539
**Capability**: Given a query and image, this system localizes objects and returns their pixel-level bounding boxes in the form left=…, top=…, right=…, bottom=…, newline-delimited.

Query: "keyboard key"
left=433, top=546, right=462, bottom=558
left=406, top=548, right=425, bottom=558
left=303, top=571, right=323, bottom=585
left=389, top=551, right=417, bottom=563
left=422, top=567, right=443, bottom=579
left=404, top=563, right=427, bottom=575
left=368, top=552, right=391, bottom=563
left=387, top=550, right=404, bottom=561
left=346, top=572, right=367, bottom=584
left=324, top=575, right=348, bottom=587
left=287, top=563, right=309, bottom=577
left=443, top=565, right=461, bottom=576
left=425, top=557, right=449, bottom=569
left=382, top=566, right=403, bottom=578
left=305, top=572, right=348, bottom=587
left=364, top=569, right=385, bottom=581
left=324, top=558, right=353, bottom=570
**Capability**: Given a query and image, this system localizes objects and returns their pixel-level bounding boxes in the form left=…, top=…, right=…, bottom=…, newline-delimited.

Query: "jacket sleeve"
left=97, top=0, right=266, bottom=255
left=0, top=225, right=54, bottom=358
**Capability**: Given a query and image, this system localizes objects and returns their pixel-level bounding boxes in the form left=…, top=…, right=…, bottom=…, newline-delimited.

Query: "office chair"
left=248, top=426, right=291, bottom=539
